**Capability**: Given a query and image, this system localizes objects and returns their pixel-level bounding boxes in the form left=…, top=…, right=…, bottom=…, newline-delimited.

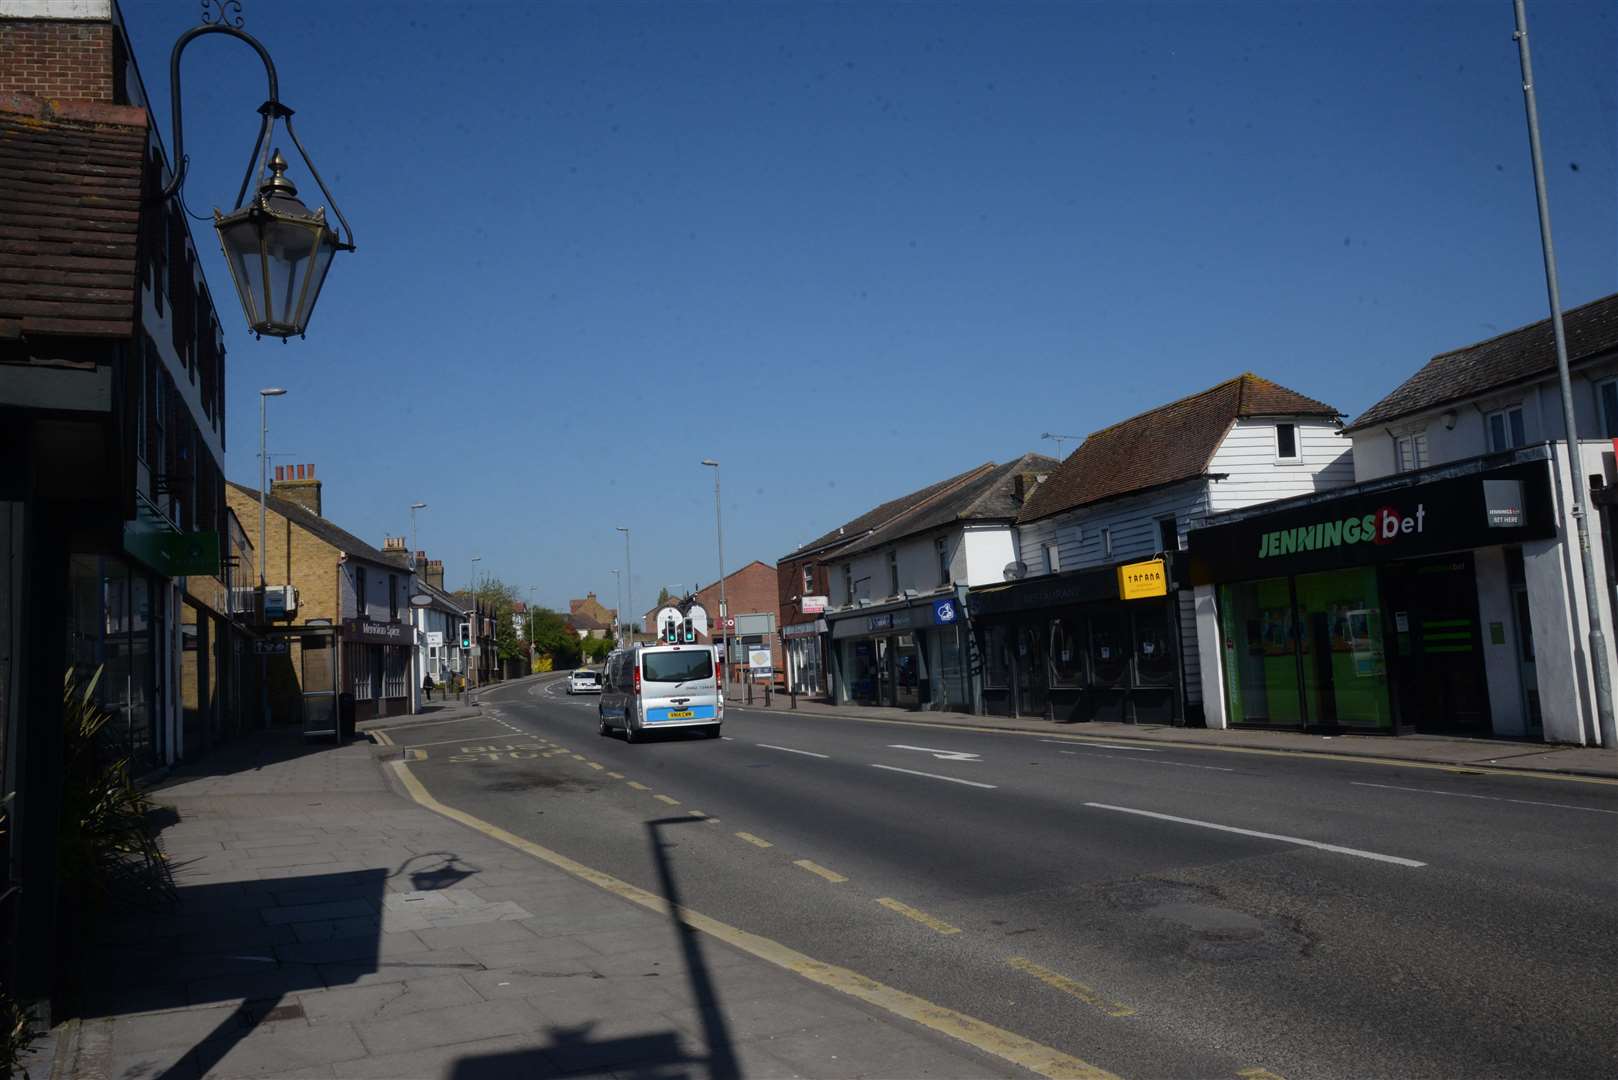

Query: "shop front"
left=1187, top=452, right=1559, bottom=736
left=826, top=590, right=972, bottom=712
left=967, top=561, right=1182, bottom=724
left=782, top=618, right=828, bottom=697
left=341, top=617, right=415, bottom=722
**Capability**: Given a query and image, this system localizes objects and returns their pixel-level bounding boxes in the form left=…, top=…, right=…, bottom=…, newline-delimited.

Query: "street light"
left=409, top=502, right=427, bottom=563
left=616, top=528, right=632, bottom=647
left=154, top=17, right=354, bottom=340
left=468, top=554, right=482, bottom=699
left=257, top=388, right=287, bottom=586
left=701, top=460, right=729, bottom=704
left=1511, top=0, right=1614, bottom=747
left=609, top=568, right=623, bottom=648
left=526, top=585, right=537, bottom=672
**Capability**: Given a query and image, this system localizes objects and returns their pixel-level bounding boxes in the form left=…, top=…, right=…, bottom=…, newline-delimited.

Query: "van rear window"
left=641, top=651, right=714, bottom=684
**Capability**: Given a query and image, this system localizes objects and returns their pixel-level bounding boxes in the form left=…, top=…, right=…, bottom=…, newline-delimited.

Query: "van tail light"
left=633, top=666, right=640, bottom=694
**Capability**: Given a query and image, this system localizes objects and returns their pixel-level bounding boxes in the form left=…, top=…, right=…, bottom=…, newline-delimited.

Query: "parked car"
left=567, top=669, right=602, bottom=695
left=599, top=644, right=721, bottom=742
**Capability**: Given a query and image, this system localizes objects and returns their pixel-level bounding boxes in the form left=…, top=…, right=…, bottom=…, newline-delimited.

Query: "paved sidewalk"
left=728, top=690, right=1618, bottom=780
left=56, top=725, right=1021, bottom=1080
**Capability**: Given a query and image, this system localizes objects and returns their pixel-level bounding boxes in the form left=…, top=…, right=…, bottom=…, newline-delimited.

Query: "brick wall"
left=0, top=19, right=114, bottom=101
left=687, top=561, right=782, bottom=669
left=224, top=485, right=341, bottom=624
left=778, top=554, right=831, bottom=630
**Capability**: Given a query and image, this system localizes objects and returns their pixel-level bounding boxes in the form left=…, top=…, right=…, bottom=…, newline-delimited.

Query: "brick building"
left=226, top=466, right=418, bottom=724
left=568, top=592, right=617, bottom=639
left=643, top=561, right=782, bottom=678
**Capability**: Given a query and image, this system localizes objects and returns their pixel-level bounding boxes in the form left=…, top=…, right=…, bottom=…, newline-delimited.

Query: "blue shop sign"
left=868, top=613, right=894, bottom=631
left=932, top=598, right=958, bottom=625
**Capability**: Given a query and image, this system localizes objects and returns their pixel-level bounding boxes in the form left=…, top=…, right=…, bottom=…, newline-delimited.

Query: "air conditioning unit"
left=228, top=587, right=257, bottom=615
left=264, top=585, right=298, bottom=619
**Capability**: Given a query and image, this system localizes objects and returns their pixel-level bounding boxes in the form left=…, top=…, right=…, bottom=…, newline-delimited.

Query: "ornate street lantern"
left=155, top=14, right=354, bottom=340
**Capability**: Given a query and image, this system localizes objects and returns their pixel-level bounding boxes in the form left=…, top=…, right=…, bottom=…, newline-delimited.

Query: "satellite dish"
left=1003, top=561, right=1029, bottom=581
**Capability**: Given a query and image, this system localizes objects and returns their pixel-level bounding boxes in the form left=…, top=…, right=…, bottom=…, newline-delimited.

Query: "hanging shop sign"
left=932, top=597, right=959, bottom=624
left=1187, top=458, right=1557, bottom=586
left=1116, top=558, right=1168, bottom=600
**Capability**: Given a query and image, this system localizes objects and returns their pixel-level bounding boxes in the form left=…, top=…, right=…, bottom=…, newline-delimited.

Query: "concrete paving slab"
left=261, top=900, right=378, bottom=925
left=326, top=1033, right=556, bottom=1079
left=349, top=998, right=538, bottom=1056
left=317, top=947, right=484, bottom=988
left=294, top=974, right=484, bottom=1026
left=412, top=915, right=541, bottom=951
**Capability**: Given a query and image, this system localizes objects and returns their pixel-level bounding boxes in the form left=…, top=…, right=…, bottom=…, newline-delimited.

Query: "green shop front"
left=1185, top=452, right=1558, bottom=735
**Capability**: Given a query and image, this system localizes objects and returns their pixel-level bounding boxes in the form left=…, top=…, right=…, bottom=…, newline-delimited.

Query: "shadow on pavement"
left=145, top=726, right=353, bottom=792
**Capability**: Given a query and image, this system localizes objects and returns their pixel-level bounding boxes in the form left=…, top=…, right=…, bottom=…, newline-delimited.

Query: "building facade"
left=1188, top=297, right=1618, bottom=744
left=978, top=375, right=1351, bottom=725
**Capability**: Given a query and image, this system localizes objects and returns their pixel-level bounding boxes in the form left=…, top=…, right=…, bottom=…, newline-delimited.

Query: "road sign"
left=725, top=617, right=736, bottom=628
left=748, top=647, right=772, bottom=679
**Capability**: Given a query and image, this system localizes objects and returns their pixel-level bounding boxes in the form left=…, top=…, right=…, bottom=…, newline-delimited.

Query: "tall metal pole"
left=257, top=388, right=285, bottom=728
left=610, top=568, right=623, bottom=648
left=527, top=584, right=536, bottom=672
left=469, top=554, right=481, bottom=700
left=616, top=527, right=632, bottom=647
left=409, top=502, right=427, bottom=564
left=703, top=460, right=729, bottom=703
left=1512, top=0, right=1615, bottom=748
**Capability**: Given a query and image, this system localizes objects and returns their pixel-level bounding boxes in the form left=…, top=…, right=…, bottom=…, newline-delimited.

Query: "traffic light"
left=663, top=617, right=678, bottom=644
left=459, top=621, right=471, bottom=648
left=682, top=617, right=695, bottom=643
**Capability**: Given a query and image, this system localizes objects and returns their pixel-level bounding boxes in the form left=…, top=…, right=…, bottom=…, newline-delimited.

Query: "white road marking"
left=871, top=764, right=997, bottom=790
left=889, top=744, right=982, bottom=762
left=1040, top=740, right=1162, bottom=753
left=1083, top=803, right=1425, bottom=867
left=758, top=743, right=830, bottom=759
left=1351, top=781, right=1618, bottom=815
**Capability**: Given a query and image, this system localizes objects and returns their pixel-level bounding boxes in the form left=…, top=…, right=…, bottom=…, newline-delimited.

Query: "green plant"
left=0, top=984, right=40, bottom=1080
left=57, top=669, right=174, bottom=912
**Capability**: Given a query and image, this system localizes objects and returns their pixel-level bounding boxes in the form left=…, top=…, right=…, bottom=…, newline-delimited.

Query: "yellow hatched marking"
left=735, top=832, right=773, bottom=848
left=606, top=771, right=624, bottom=779
left=687, top=810, right=708, bottom=818
left=587, top=762, right=604, bottom=770
left=877, top=897, right=960, bottom=935
left=627, top=781, right=650, bottom=791
left=370, top=729, right=395, bottom=746
left=654, top=794, right=680, bottom=805
left=1237, top=1070, right=1288, bottom=1080
left=1007, top=957, right=1136, bottom=1018
left=403, top=749, right=427, bottom=761
left=389, top=760, right=1119, bottom=1080
left=571, top=754, right=586, bottom=761
left=794, top=859, right=848, bottom=883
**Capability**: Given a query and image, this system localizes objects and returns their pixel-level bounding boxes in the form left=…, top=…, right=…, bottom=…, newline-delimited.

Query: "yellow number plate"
left=667, top=709, right=694, bottom=719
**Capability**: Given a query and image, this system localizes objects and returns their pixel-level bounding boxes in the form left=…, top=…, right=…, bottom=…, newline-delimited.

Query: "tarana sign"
left=1117, top=558, right=1167, bottom=600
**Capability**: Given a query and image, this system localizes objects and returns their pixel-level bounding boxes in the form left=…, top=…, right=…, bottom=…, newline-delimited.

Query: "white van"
left=599, top=643, right=722, bottom=742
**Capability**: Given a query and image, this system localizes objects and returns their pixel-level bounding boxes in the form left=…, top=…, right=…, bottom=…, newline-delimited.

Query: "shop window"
left=983, top=624, right=1010, bottom=689
left=935, top=537, right=950, bottom=585
left=1132, top=610, right=1175, bottom=687
left=1275, top=422, right=1299, bottom=460
left=1598, top=378, right=1618, bottom=438
left=1042, top=541, right=1060, bottom=574
left=1218, top=577, right=1303, bottom=726
left=1486, top=406, right=1525, bottom=452
left=1048, top=617, right=1084, bottom=687
left=1395, top=432, right=1428, bottom=473
left=1088, top=609, right=1128, bottom=687
left=1295, top=567, right=1392, bottom=730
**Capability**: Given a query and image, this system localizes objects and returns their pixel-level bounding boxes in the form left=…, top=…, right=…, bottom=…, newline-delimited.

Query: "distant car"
left=567, top=669, right=602, bottom=695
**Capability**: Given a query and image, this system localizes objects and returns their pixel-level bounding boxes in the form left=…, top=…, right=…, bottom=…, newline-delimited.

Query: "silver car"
left=567, top=669, right=602, bottom=695
left=599, top=644, right=721, bottom=742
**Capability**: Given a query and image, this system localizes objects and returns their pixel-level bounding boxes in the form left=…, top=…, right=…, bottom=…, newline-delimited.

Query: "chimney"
left=1012, top=471, right=1045, bottom=506
left=424, top=559, right=445, bottom=591
left=271, top=461, right=322, bottom=517
left=382, top=536, right=407, bottom=555
left=0, top=3, right=117, bottom=103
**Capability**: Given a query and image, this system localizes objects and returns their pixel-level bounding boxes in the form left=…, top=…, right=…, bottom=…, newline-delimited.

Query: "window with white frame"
left=1597, top=378, right=1618, bottom=438
left=887, top=550, right=899, bottom=595
left=1486, top=406, right=1526, bottom=452
left=802, top=563, right=814, bottom=596
left=934, top=537, right=950, bottom=585
left=1395, top=432, right=1428, bottom=473
left=1275, top=422, right=1299, bottom=460
left=1042, top=541, right=1060, bottom=574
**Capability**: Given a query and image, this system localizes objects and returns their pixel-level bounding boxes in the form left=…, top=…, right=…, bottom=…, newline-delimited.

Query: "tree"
left=656, top=586, right=672, bottom=606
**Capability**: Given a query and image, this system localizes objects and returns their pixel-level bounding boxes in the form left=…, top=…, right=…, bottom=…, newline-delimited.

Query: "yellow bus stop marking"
left=1007, top=957, right=1136, bottom=1018
left=877, top=897, right=960, bottom=935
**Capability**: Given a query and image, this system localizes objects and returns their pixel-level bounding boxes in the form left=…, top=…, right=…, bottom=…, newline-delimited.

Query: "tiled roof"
left=1017, top=374, right=1340, bottom=524
left=1345, top=293, right=1618, bottom=432
left=784, top=463, right=997, bottom=560
left=226, top=481, right=409, bottom=570
left=836, top=453, right=1060, bottom=557
left=0, top=94, right=146, bottom=339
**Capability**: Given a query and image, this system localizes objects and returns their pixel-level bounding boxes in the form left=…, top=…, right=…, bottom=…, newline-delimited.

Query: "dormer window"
left=1275, top=422, right=1299, bottom=460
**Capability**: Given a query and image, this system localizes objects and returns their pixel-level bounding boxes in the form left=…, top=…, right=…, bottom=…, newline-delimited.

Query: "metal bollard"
left=765, top=684, right=771, bottom=707
left=746, top=680, right=753, bottom=705
left=790, top=687, right=797, bottom=710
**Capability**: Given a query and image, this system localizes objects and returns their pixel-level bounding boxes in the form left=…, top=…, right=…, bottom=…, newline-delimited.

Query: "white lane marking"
left=1351, top=781, right=1618, bottom=815
left=1040, top=740, right=1162, bottom=753
left=871, top=764, right=997, bottom=790
left=758, top=743, right=830, bottom=759
left=889, top=744, right=982, bottom=762
left=721, top=736, right=735, bottom=741
left=1057, top=751, right=1234, bottom=773
left=1083, top=803, right=1425, bottom=868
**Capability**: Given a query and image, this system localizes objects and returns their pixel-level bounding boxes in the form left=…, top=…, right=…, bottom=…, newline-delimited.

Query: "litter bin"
left=338, top=692, right=356, bottom=741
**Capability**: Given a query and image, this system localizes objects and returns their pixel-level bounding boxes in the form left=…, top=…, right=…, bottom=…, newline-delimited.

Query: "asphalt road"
left=379, top=675, right=1618, bottom=1080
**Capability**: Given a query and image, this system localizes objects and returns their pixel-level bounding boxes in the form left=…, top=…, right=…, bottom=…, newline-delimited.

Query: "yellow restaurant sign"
left=1117, top=558, right=1167, bottom=600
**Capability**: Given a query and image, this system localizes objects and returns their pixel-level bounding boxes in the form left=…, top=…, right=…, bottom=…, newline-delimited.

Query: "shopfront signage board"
left=427, top=631, right=444, bottom=647
left=932, top=598, right=958, bottom=624
left=1117, top=559, right=1168, bottom=600
left=734, top=613, right=776, bottom=636
left=252, top=639, right=289, bottom=655
left=342, top=618, right=412, bottom=645
left=801, top=596, right=828, bottom=614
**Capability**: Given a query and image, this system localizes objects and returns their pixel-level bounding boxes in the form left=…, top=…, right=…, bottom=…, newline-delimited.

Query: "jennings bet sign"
left=1187, top=458, right=1556, bottom=586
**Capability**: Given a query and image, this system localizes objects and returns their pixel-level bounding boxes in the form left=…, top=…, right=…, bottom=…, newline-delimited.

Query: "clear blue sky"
left=125, top=0, right=1616, bottom=614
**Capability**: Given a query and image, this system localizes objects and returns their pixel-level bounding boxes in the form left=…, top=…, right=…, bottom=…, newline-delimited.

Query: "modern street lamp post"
left=610, top=568, right=623, bottom=648
left=1511, top=0, right=1615, bottom=747
left=409, top=502, right=427, bottom=565
left=616, top=528, right=632, bottom=648
left=153, top=14, right=354, bottom=340
left=256, top=387, right=286, bottom=727
left=467, top=554, right=482, bottom=701
left=701, top=460, right=729, bottom=703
